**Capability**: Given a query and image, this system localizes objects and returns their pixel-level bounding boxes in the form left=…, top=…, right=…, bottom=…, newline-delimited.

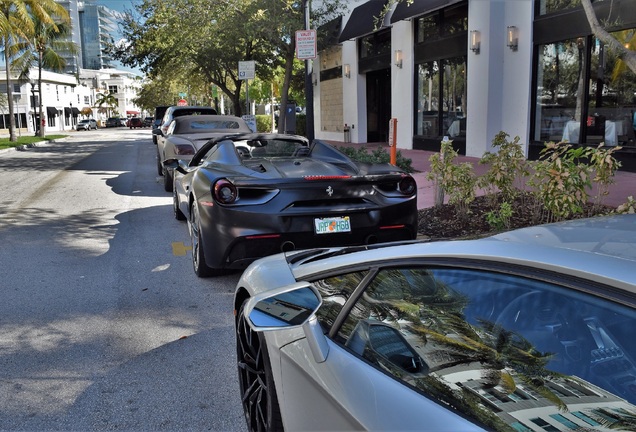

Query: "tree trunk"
left=38, top=53, right=45, bottom=138
left=277, top=48, right=295, bottom=134
left=4, top=38, right=16, bottom=142
left=581, top=0, right=636, bottom=74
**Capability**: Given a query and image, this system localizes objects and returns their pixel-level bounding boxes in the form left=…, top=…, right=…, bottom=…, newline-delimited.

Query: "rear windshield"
left=173, top=108, right=217, bottom=117
left=176, top=120, right=242, bottom=134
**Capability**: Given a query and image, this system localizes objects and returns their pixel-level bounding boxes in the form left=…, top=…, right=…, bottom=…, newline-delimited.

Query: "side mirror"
left=244, top=282, right=321, bottom=330
left=163, top=158, right=188, bottom=174
left=152, top=128, right=163, bottom=136
left=243, top=282, right=329, bottom=363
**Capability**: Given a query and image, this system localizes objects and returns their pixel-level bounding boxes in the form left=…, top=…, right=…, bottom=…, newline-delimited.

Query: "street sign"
left=295, top=29, right=317, bottom=59
left=238, top=61, right=255, bottom=80
left=178, top=92, right=187, bottom=98
left=177, top=98, right=187, bottom=106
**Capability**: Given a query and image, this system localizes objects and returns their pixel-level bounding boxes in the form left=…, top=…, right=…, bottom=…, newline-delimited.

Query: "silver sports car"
left=234, top=214, right=636, bottom=431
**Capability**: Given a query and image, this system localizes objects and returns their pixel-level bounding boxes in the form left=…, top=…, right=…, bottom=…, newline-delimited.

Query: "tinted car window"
left=336, top=267, right=636, bottom=431
left=310, top=271, right=368, bottom=332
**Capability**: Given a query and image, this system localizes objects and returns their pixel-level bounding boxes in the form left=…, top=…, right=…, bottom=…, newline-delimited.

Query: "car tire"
left=189, top=203, right=220, bottom=277
left=173, top=188, right=186, bottom=221
left=156, top=150, right=163, bottom=176
left=163, top=168, right=173, bottom=192
left=236, top=302, right=284, bottom=432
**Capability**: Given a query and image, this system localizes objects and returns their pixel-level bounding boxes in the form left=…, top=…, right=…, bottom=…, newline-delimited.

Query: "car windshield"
left=243, top=138, right=307, bottom=158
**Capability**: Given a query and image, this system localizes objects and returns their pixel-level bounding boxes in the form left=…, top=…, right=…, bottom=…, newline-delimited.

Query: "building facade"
left=55, top=0, right=118, bottom=72
left=314, top=0, right=636, bottom=170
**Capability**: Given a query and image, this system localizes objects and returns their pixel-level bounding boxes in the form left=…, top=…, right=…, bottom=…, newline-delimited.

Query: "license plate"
left=314, top=216, right=351, bottom=234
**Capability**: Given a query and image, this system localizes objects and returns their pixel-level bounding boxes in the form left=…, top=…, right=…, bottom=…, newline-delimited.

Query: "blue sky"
left=98, top=0, right=141, bottom=14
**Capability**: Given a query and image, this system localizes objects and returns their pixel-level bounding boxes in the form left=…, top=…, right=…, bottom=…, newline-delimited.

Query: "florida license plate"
left=314, top=216, right=351, bottom=234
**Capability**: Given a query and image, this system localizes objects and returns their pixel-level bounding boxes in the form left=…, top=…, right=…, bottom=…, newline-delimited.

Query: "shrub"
left=337, top=145, right=413, bottom=173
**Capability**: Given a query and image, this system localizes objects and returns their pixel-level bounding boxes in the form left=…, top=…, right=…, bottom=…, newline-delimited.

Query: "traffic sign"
left=238, top=61, right=255, bottom=80
left=295, top=29, right=317, bottom=59
left=177, top=98, right=187, bottom=106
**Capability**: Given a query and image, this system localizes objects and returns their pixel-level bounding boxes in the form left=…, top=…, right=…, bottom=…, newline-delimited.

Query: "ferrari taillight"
left=213, top=179, right=238, bottom=204
left=398, top=176, right=416, bottom=195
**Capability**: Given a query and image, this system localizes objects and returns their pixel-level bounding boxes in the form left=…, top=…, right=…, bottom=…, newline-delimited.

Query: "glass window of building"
left=538, top=0, right=581, bottom=16
left=413, top=4, right=468, bottom=150
left=534, top=33, right=636, bottom=146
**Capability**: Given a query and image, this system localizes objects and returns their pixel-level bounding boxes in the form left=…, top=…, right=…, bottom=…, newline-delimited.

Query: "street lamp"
left=69, top=102, right=73, bottom=129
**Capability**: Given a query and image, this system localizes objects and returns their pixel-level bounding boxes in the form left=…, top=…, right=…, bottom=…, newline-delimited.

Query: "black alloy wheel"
left=236, top=303, right=284, bottom=432
left=188, top=203, right=219, bottom=277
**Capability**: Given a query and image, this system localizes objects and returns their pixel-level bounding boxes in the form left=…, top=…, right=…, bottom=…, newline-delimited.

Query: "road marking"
left=172, top=242, right=192, bottom=256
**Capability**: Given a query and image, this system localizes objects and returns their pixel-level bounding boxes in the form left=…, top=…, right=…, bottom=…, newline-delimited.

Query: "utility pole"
left=303, top=0, right=315, bottom=142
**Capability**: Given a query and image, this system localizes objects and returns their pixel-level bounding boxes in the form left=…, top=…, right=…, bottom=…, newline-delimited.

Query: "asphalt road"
left=0, top=129, right=246, bottom=431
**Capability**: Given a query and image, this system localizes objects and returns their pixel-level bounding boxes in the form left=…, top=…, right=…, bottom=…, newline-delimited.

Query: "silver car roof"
left=290, top=214, right=636, bottom=294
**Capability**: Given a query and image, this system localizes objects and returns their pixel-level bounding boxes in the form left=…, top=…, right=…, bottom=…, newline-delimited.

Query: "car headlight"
left=213, top=179, right=238, bottom=204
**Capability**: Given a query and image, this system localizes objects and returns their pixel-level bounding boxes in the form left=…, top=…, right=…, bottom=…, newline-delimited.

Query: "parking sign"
left=238, top=61, right=255, bottom=80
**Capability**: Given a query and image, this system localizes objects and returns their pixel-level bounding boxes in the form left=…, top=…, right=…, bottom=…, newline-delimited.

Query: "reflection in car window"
left=311, top=271, right=367, bottom=332
left=336, top=267, right=636, bottom=431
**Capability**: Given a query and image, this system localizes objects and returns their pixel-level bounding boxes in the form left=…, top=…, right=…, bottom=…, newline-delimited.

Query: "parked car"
left=127, top=117, right=143, bottom=129
left=155, top=105, right=217, bottom=148
left=152, top=105, right=169, bottom=144
left=76, top=119, right=97, bottom=131
left=143, top=116, right=154, bottom=127
left=233, top=214, right=636, bottom=432
left=155, top=115, right=252, bottom=191
left=167, top=133, right=417, bottom=277
left=105, top=117, right=120, bottom=128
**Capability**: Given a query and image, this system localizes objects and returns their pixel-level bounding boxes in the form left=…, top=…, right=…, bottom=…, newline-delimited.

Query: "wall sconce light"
left=394, top=50, right=403, bottom=68
left=470, top=30, right=480, bottom=54
left=507, top=26, right=518, bottom=51
left=343, top=64, right=351, bottom=79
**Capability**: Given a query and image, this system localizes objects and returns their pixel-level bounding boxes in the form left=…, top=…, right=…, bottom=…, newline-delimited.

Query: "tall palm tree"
left=14, top=15, right=77, bottom=137
left=0, top=0, right=67, bottom=141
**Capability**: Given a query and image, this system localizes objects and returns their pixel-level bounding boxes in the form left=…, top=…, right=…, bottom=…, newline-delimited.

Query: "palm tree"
left=14, top=14, right=76, bottom=137
left=95, top=92, right=119, bottom=118
left=0, top=0, right=67, bottom=141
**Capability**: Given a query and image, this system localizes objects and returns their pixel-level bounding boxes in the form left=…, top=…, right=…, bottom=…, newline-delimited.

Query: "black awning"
left=339, top=0, right=388, bottom=42
left=64, top=107, right=71, bottom=116
left=391, top=0, right=461, bottom=23
left=317, top=16, right=342, bottom=51
left=72, top=107, right=80, bottom=116
left=46, top=106, right=58, bottom=117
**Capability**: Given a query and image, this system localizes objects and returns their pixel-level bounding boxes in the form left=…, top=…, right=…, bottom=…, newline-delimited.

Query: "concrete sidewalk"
left=329, top=140, right=635, bottom=210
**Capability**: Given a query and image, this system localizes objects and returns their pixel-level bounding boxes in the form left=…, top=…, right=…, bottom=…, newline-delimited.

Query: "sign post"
left=295, top=30, right=317, bottom=60
left=238, top=61, right=256, bottom=115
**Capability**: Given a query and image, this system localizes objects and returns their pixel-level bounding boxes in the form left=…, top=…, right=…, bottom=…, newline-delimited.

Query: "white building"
left=2, top=67, right=143, bottom=134
left=313, top=0, right=636, bottom=170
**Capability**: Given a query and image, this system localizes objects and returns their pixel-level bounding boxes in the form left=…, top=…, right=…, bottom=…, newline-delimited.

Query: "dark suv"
left=105, top=117, right=120, bottom=128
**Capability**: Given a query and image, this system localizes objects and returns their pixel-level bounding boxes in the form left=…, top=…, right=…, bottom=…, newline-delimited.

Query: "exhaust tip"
left=281, top=241, right=296, bottom=252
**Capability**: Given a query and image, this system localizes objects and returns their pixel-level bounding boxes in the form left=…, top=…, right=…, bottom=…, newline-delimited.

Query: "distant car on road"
left=155, top=114, right=251, bottom=191
left=167, top=133, right=418, bottom=277
left=105, top=117, right=120, bottom=128
left=76, top=119, right=97, bottom=131
left=234, top=214, right=636, bottom=432
left=127, top=117, right=143, bottom=129
left=143, top=117, right=153, bottom=127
